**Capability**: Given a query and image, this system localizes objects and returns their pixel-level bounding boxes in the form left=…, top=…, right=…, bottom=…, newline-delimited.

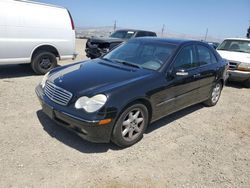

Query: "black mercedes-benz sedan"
left=36, top=37, right=228, bottom=147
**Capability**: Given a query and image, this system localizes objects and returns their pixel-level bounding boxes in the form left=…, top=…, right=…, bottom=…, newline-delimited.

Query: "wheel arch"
left=31, top=44, right=60, bottom=61
left=219, top=78, right=225, bottom=88
left=117, top=97, right=153, bottom=124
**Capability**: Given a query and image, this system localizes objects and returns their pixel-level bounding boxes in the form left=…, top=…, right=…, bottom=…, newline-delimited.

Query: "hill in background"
left=76, top=26, right=221, bottom=42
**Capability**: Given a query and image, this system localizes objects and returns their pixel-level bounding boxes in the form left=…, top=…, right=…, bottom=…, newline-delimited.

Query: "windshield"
left=217, top=40, right=250, bottom=53
left=110, top=30, right=135, bottom=39
left=103, top=40, right=177, bottom=71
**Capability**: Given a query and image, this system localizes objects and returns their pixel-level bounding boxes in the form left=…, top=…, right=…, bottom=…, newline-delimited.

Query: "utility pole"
left=204, top=28, right=208, bottom=41
left=161, top=24, right=165, bottom=37
left=113, top=20, right=117, bottom=32
left=247, top=20, right=250, bottom=38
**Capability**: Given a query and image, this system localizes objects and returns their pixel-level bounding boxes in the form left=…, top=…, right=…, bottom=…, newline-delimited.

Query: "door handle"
left=193, top=73, right=201, bottom=78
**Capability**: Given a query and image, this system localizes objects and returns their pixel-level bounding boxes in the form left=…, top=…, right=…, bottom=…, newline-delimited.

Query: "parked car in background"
left=85, top=29, right=157, bottom=59
left=207, top=42, right=220, bottom=49
left=36, top=38, right=228, bottom=147
left=217, top=38, right=250, bottom=87
left=0, top=0, right=77, bottom=74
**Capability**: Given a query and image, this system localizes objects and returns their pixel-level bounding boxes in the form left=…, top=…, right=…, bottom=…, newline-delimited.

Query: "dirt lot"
left=0, top=39, right=249, bottom=188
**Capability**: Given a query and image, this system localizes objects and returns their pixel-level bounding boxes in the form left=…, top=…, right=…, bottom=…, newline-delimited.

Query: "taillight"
left=67, top=10, right=75, bottom=30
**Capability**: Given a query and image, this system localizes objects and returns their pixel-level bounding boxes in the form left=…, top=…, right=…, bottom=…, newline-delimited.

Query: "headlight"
left=75, top=94, right=107, bottom=113
left=238, top=62, right=250, bottom=71
left=41, top=72, right=50, bottom=88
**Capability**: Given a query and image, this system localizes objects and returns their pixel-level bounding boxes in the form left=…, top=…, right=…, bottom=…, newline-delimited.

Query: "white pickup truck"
left=0, top=0, right=77, bottom=74
left=217, top=38, right=250, bottom=87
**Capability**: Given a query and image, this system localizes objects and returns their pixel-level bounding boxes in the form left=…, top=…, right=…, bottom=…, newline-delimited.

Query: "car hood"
left=217, top=50, right=250, bottom=64
left=48, top=59, right=154, bottom=97
left=88, top=36, right=125, bottom=43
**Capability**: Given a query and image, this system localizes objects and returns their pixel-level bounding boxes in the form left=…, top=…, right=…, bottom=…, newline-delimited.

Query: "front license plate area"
left=42, top=103, right=54, bottom=119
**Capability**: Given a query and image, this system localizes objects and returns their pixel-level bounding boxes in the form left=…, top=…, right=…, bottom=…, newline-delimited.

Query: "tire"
left=111, top=103, right=149, bottom=148
left=31, top=51, right=57, bottom=75
left=244, top=79, right=250, bottom=88
left=203, top=82, right=222, bottom=107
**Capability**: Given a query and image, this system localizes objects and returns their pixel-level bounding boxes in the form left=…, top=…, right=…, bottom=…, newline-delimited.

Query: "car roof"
left=129, top=37, right=202, bottom=46
left=115, top=29, right=156, bottom=33
left=15, top=0, right=65, bottom=9
left=223, top=38, right=250, bottom=41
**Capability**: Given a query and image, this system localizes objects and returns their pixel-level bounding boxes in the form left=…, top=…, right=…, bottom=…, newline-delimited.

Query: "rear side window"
left=136, top=32, right=147, bottom=37
left=174, top=45, right=198, bottom=70
left=146, top=32, right=157, bottom=37
left=197, top=45, right=217, bottom=65
left=136, top=32, right=156, bottom=37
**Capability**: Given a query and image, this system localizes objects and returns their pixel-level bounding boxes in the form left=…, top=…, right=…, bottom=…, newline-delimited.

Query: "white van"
left=0, top=0, right=77, bottom=74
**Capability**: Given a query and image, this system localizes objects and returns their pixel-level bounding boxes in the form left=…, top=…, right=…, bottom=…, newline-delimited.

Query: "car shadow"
left=225, top=81, right=247, bottom=89
left=0, top=64, right=63, bottom=79
left=146, top=104, right=204, bottom=134
left=37, top=104, right=204, bottom=153
left=36, top=110, right=120, bottom=153
left=0, top=64, right=35, bottom=79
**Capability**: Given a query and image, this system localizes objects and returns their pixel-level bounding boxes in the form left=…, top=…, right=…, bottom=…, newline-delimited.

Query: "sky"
left=36, top=0, right=250, bottom=39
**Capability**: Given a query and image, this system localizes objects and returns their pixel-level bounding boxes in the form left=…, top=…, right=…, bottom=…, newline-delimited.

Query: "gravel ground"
left=0, top=39, right=249, bottom=188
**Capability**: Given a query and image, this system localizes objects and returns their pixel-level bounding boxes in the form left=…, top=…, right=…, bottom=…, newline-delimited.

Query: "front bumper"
left=35, top=86, right=114, bottom=143
left=85, top=47, right=108, bottom=59
left=228, top=70, right=250, bottom=82
left=85, top=42, right=109, bottom=58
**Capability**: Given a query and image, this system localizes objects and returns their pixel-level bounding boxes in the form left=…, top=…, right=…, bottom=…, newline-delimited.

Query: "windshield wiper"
left=101, top=57, right=116, bottom=63
left=234, top=50, right=248, bottom=53
left=112, top=59, right=141, bottom=69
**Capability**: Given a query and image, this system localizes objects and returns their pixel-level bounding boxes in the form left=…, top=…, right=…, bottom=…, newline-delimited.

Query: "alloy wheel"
left=211, top=83, right=221, bottom=104
left=121, top=108, right=145, bottom=142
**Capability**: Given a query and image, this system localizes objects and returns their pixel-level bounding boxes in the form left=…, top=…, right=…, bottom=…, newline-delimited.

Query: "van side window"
left=197, top=45, right=217, bottom=65
left=174, top=45, right=197, bottom=70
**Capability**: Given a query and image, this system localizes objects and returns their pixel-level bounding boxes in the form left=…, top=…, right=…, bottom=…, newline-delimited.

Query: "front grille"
left=44, top=82, right=73, bottom=106
left=228, top=62, right=239, bottom=70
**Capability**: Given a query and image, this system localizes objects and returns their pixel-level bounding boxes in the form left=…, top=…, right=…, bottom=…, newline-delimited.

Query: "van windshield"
left=217, top=40, right=250, bottom=53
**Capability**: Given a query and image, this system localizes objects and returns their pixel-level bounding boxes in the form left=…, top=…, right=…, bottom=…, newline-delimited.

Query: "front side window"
left=217, top=40, right=250, bottom=53
left=197, top=45, right=217, bottom=65
left=174, top=45, right=197, bottom=70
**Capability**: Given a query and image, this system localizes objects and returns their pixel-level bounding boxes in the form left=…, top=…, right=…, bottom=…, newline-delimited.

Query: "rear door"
left=196, top=45, right=219, bottom=101
left=170, top=44, right=201, bottom=110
